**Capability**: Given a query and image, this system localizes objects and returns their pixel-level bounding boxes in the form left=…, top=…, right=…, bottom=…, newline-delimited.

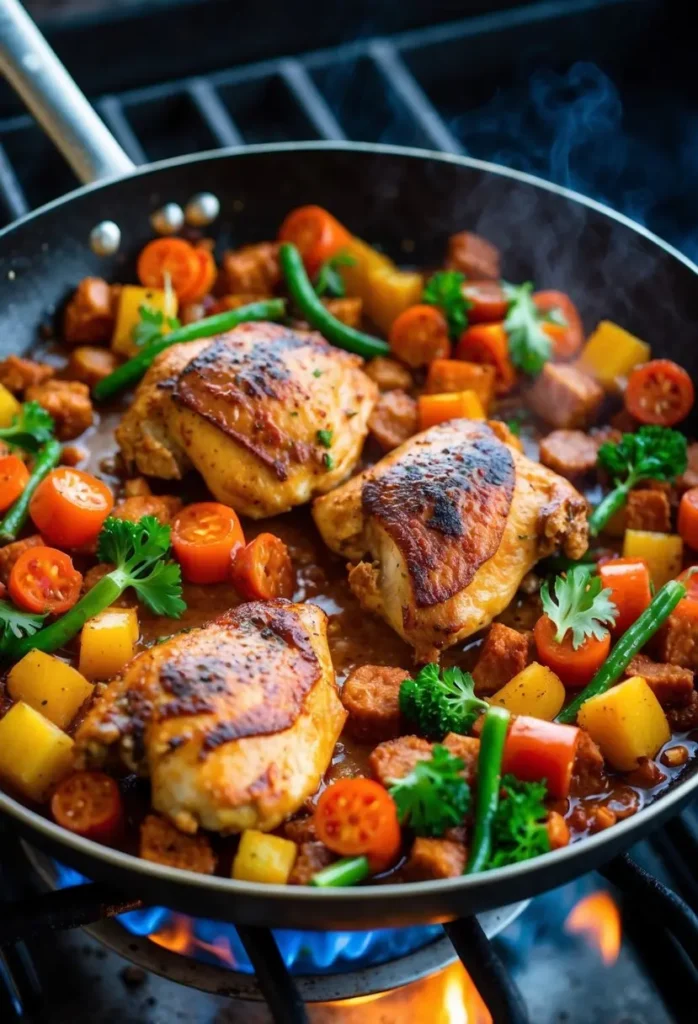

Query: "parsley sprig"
left=590, top=425, right=688, bottom=535
left=400, top=664, right=488, bottom=739
left=503, top=281, right=551, bottom=375
left=487, top=776, right=550, bottom=868
left=0, top=600, right=46, bottom=658
left=389, top=745, right=471, bottom=837
left=0, top=401, right=55, bottom=453
left=313, top=251, right=357, bottom=298
left=423, top=270, right=471, bottom=339
left=132, top=306, right=181, bottom=349
left=541, top=565, right=617, bottom=649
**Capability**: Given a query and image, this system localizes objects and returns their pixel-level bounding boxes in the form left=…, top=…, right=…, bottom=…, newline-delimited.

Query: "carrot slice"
left=29, top=467, right=114, bottom=548
left=389, top=305, right=451, bottom=368
left=278, top=206, right=351, bottom=275
left=231, top=533, right=294, bottom=600
left=137, top=238, right=201, bottom=300
left=455, top=323, right=516, bottom=395
left=533, top=613, right=610, bottom=689
left=172, top=502, right=244, bottom=584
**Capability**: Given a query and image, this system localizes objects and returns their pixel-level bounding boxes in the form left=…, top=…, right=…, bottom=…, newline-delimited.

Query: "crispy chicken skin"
left=74, top=601, right=346, bottom=834
left=115, top=322, right=377, bottom=518
left=313, top=419, right=588, bottom=662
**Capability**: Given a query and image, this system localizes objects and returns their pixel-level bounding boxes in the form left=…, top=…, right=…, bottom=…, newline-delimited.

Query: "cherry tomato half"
left=231, top=533, right=295, bottom=600
left=137, top=237, right=201, bottom=300
left=8, top=545, right=83, bottom=615
left=171, top=502, right=245, bottom=584
left=278, top=205, right=351, bottom=276
left=533, top=291, right=584, bottom=360
left=625, top=359, right=694, bottom=426
left=51, top=771, right=124, bottom=843
left=0, top=454, right=30, bottom=513
left=389, top=304, right=451, bottom=368
left=29, top=467, right=114, bottom=548
left=314, top=777, right=402, bottom=873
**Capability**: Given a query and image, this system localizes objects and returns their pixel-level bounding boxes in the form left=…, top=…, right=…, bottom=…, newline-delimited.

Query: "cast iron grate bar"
left=236, top=925, right=309, bottom=1024
left=278, top=60, right=346, bottom=141
left=97, top=96, right=147, bottom=165
left=186, top=79, right=244, bottom=148
left=445, top=917, right=529, bottom=1024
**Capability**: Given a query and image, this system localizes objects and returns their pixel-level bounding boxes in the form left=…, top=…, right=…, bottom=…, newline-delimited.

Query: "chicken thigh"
left=313, top=419, right=588, bottom=662
left=75, top=601, right=346, bottom=834
left=116, top=322, right=377, bottom=518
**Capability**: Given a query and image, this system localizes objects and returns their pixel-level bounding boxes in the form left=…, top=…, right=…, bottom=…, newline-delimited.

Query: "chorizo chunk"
left=25, top=380, right=93, bottom=440
left=368, top=390, right=418, bottom=452
left=571, top=730, right=606, bottom=796
left=657, top=611, right=698, bottom=671
left=442, top=732, right=480, bottom=783
left=526, top=363, right=603, bottom=429
left=0, top=355, right=55, bottom=394
left=369, top=735, right=435, bottom=787
left=472, top=623, right=530, bottom=695
left=625, top=489, right=671, bottom=533
left=283, top=815, right=317, bottom=844
left=63, top=277, right=119, bottom=345
left=667, top=691, right=698, bottom=732
left=211, top=292, right=268, bottom=314
left=364, top=356, right=413, bottom=392
left=288, top=841, right=335, bottom=885
left=625, top=654, right=694, bottom=708
left=67, top=346, right=119, bottom=388
left=323, top=297, right=363, bottom=329
left=404, top=836, right=467, bottom=880
left=0, top=535, right=43, bottom=584
left=113, top=494, right=183, bottom=525
left=341, top=664, right=409, bottom=742
left=446, top=231, right=500, bottom=279
left=539, top=429, right=598, bottom=478
left=139, top=814, right=216, bottom=874
left=219, top=243, right=280, bottom=295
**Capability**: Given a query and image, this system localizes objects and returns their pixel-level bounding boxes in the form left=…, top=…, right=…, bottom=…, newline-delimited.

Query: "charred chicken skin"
left=313, top=419, right=588, bottom=661
left=115, top=322, right=377, bottom=518
left=75, top=601, right=346, bottom=834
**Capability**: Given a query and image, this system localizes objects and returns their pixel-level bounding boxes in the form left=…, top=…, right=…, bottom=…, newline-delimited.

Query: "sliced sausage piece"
left=666, top=690, right=698, bottom=732
left=0, top=355, right=55, bottom=395
left=288, top=841, right=334, bottom=885
left=472, top=622, right=531, bottom=695
left=219, top=243, right=280, bottom=295
left=404, top=836, right=467, bottom=880
left=369, top=735, right=436, bottom=787
left=25, top=380, right=93, bottom=440
left=442, top=732, right=480, bottom=784
left=368, top=390, right=418, bottom=452
left=657, top=612, right=698, bottom=671
left=363, top=356, right=413, bottom=392
left=526, top=363, right=603, bottom=429
left=446, top=231, right=500, bottom=279
left=67, top=346, right=120, bottom=388
left=625, top=654, right=694, bottom=708
left=341, top=664, right=409, bottom=742
left=571, top=730, right=606, bottom=797
left=63, top=278, right=119, bottom=345
left=0, top=535, right=43, bottom=584
left=625, top=488, right=671, bottom=533
left=139, top=814, right=216, bottom=873
left=113, top=494, right=183, bottom=525
left=538, top=429, right=599, bottom=478
left=323, top=297, right=363, bottom=329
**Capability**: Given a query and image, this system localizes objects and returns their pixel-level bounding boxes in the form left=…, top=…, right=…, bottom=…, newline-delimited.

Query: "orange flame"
left=149, top=914, right=236, bottom=968
left=565, top=891, right=621, bottom=965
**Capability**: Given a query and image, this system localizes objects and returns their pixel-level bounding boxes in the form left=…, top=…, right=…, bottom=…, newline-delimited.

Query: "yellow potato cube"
left=622, top=529, right=683, bottom=589
left=579, top=320, right=650, bottom=389
left=7, top=650, right=94, bottom=729
left=0, top=382, right=21, bottom=428
left=489, top=662, right=565, bottom=721
left=232, top=830, right=298, bottom=884
left=578, top=675, right=670, bottom=771
left=340, top=236, right=394, bottom=304
left=364, top=265, right=424, bottom=333
left=79, top=607, right=139, bottom=681
left=0, top=702, right=74, bottom=801
left=111, top=285, right=179, bottom=357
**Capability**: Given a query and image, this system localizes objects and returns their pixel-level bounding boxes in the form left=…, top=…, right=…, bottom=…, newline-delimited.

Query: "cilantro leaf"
left=0, top=599, right=47, bottom=655
left=132, top=305, right=181, bottom=349
left=388, top=745, right=471, bottom=837
left=503, top=281, right=551, bottom=376
left=487, top=775, right=550, bottom=868
left=0, top=401, right=55, bottom=453
left=313, top=251, right=357, bottom=298
left=423, top=270, right=471, bottom=339
left=400, top=663, right=488, bottom=739
left=540, top=565, right=617, bottom=649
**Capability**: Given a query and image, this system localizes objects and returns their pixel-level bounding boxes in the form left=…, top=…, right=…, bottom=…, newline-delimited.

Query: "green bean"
left=588, top=483, right=631, bottom=537
left=0, top=439, right=62, bottom=545
left=311, top=855, right=370, bottom=888
left=557, top=578, right=689, bottom=724
left=279, top=242, right=391, bottom=359
left=465, top=706, right=511, bottom=874
left=93, top=299, right=287, bottom=402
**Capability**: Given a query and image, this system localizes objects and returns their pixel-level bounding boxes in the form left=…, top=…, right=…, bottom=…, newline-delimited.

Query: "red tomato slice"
left=8, top=545, right=83, bottom=615
left=51, top=772, right=124, bottom=842
left=314, top=777, right=402, bottom=873
left=625, top=359, right=694, bottom=426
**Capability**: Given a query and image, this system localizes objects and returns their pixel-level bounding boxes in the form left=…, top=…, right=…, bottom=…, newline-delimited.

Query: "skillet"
left=1, top=0, right=698, bottom=931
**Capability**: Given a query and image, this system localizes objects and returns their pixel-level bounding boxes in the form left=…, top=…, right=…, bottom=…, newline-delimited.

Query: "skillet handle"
left=0, top=0, right=134, bottom=184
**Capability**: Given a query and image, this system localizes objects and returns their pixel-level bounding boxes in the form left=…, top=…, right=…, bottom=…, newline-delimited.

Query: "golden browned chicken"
left=313, top=419, right=588, bottom=662
left=74, top=601, right=346, bottom=834
left=116, top=322, right=377, bottom=518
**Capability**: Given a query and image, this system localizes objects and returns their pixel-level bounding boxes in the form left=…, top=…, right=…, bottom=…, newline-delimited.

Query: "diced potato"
left=622, top=529, right=683, bottom=589
left=111, top=285, right=179, bottom=357
left=340, top=237, right=394, bottom=304
left=579, top=320, right=650, bottom=389
left=0, top=702, right=74, bottom=801
left=79, top=607, right=139, bottom=681
left=364, top=265, right=424, bottom=333
left=578, top=675, right=670, bottom=771
left=489, top=662, right=566, bottom=721
left=232, top=830, right=298, bottom=884
left=0, top=382, right=21, bottom=427
left=7, top=650, right=94, bottom=729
